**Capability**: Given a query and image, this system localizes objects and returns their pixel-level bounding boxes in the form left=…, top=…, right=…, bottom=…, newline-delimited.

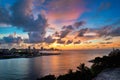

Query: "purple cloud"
left=74, top=21, right=86, bottom=28
left=60, top=30, right=71, bottom=38
left=77, top=28, right=89, bottom=37
left=44, top=36, right=55, bottom=44
left=62, top=25, right=74, bottom=30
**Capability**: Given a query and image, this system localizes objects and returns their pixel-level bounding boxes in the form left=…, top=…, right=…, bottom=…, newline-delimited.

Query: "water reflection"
left=0, top=58, right=30, bottom=80
left=0, top=50, right=110, bottom=80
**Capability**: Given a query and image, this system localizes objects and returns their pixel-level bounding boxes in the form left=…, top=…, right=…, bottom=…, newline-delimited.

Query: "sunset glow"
left=0, top=0, right=120, bottom=50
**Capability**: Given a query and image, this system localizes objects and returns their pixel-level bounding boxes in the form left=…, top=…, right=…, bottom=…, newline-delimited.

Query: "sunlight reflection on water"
left=0, top=49, right=111, bottom=80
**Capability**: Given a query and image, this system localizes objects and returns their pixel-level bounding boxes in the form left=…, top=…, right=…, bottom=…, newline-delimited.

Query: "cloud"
left=58, top=24, right=78, bottom=39
left=97, top=25, right=120, bottom=37
left=3, top=34, right=22, bottom=44
left=77, top=28, right=89, bottom=37
left=60, top=29, right=71, bottom=38
left=0, top=39, right=4, bottom=44
left=74, top=40, right=81, bottom=44
left=74, top=21, right=86, bottom=28
left=52, top=21, right=87, bottom=39
left=97, top=26, right=112, bottom=37
left=47, top=0, right=87, bottom=22
left=57, top=25, right=74, bottom=39
left=74, top=22, right=120, bottom=41
left=83, top=41, right=92, bottom=44
left=11, top=0, right=48, bottom=32
left=0, top=24, right=12, bottom=27
left=109, top=27, right=120, bottom=37
left=0, top=0, right=48, bottom=43
left=84, top=32, right=97, bottom=38
left=57, top=39, right=65, bottom=44
left=0, top=7, right=11, bottom=24
left=44, top=36, right=55, bottom=44
left=24, top=34, right=56, bottom=44
left=105, top=37, right=112, bottom=41
left=66, top=40, right=73, bottom=44
left=1, top=0, right=119, bottom=46
left=28, top=32, right=44, bottom=43
left=52, top=31, right=60, bottom=38
left=34, top=0, right=45, bottom=6
left=62, top=25, right=74, bottom=30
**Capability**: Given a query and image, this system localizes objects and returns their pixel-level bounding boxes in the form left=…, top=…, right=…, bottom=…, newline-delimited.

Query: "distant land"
left=0, top=46, right=61, bottom=59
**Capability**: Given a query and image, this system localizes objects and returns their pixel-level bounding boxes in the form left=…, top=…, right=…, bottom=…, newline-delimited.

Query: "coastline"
left=37, top=49, right=120, bottom=80
left=0, top=51, right=61, bottom=60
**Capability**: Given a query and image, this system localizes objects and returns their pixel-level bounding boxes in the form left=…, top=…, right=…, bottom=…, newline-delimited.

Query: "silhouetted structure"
left=0, top=47, right=61, bottom=59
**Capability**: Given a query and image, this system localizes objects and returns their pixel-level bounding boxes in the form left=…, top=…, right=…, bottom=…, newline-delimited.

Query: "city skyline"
left=0, top=0, right=120, bottom=50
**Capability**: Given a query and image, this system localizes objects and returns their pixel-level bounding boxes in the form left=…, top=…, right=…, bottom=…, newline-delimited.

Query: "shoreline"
left=37, top=49, right=120, bottom=80
left=0, top=53, right=61, bottom=60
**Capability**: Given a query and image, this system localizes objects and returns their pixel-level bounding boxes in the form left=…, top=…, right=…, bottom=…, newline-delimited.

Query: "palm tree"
left=77, top=63, right=92, bottom=80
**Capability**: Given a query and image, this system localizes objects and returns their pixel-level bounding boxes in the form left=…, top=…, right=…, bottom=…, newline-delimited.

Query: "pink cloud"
left=46, top=0, right=87, bottom=22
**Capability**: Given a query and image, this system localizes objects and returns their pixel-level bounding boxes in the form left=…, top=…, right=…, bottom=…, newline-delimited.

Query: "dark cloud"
left=11, top=0, right=48, bottom=32
left=0, top=39, right=5, bottom=44
left=34, top=0, right=45, bottom=6
left=23, top=39, right=29, bottom=43
left=62, top=25, right=74, bottom=30
left=77, top=28, right=89, bottom=37
left=54, top=21, right=87, bottom=39
left=3, top=35, right=22, bottom=44
left=44, top=36, right=55, bottom=44
left=97, top=26, right=120, bottom=37
left=26, top=34, right=56, bottom=44
left=74, top=40, right=81, bottom=44
left=97, top=26, right=112, bottom=37
left=57, top=39, right=65, bottom=44
left=52, top=31, right=60, bottom=38
left=59, top=25, right=74, bottom=38
left=52, top=20, right=120, bottom=43
left=0, top=0, right=48, bottom=43
left=60, top=29, right=71, bottom=38
left=75, top=23, right=120, bottom=39
left=109, top=27, right=120, bottom=36
left=28, top=32, right=44, bottom=43
left=11, top=0, right=48, bottom=43
left=66, top=40, right=73, bottom=44
left=0, top=7, right=11, bottom=24
left=74, top=21, right=86, bottom=28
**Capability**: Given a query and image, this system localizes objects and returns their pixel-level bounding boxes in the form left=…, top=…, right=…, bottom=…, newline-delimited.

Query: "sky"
left=0, top=0, right=120, bottom=50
